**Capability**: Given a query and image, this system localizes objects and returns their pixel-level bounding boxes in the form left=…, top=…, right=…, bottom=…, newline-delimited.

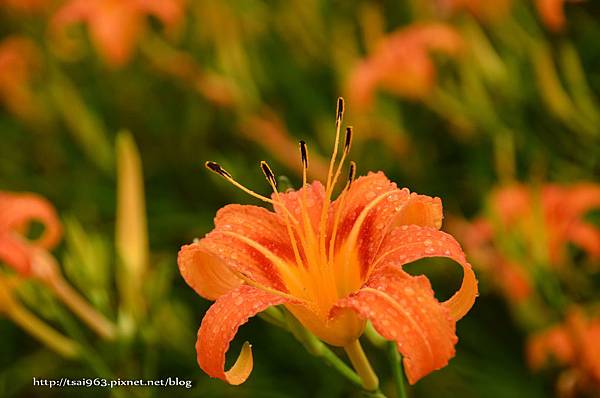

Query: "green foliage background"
left=0, top=1, right=599, bottom=397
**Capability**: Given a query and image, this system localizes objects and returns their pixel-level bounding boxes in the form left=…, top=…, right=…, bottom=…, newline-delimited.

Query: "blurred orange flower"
left=435, top=0, right=513, bottom=22
left=528, top=307, right=600, bottom=394
left=0, top=37, right=41, bottom=120
left=0, top=191, right=116, bottom=339
left=178, top=99, right=477, bottom=385
left=535, top=0, right=566, bottom=31
left=51, top=0, right=185, bottom=67
left=0, top=191, right=62, bottom=277
left=348, top=23, right=462, bottom=108
left=458, top=183, right=600, bottom=302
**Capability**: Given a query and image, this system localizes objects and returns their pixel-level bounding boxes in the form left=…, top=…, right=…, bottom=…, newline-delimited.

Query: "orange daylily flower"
left=458, top=183, right=600, bottom=302
left=491, top=183, right=600, bottom=265
left=528, top=307, right=600, bottom=394
left=0, top=191, right=62, bottom=277
left=0, top=191, right=116, bottom=339
left=0, top=36, right=41, bottom=120
left=348, top=23, right=462, bottom=108
left=51, top=0, right=185, bottom=67
left=178, top=99, right=477, bottom=385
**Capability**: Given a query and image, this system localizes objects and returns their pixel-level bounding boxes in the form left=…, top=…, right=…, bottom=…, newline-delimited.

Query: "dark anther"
left=205, top=161, right=232, bottom=178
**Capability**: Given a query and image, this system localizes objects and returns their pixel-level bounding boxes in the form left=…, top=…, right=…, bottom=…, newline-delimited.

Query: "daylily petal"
left=187, top=204, right=293, bottom=293
left=0, top=192, right=62, bottom=249
left=568, top=223, right=600, bottom=258
left=372, top=225, right=477, bottom=320
left=0, top=233, right=31, bottom=275
left=332, top=172, right=410, bottom=278
left=88, top=1, right=142, bottom=67
left=564, top=183, right=600, bottom=216
left=196, top=285, right=290, bottom=385
left=527, top=325, right=573, bottom=370
left=178, top=242, right=242, bottom=301
left=393, top=193, right=443, bottom=229
left=333, top=267, right=457, bottom=384
left=272, top=181, right=325, bottom=235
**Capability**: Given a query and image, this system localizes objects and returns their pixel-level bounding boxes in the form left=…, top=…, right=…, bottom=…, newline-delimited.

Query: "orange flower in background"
left=0, top=191, right=62, bottom=277
left=435, top=0, right=513, bottom=22
left=528, top=307, right=600, bottom=394
left=51, top=0, right=186, bottom=67
left=456, top=183, right=599, bottom=304
left=0, top=37, right=41, bottom=120
left=491, top=184, right=600, bottom=265
left=348, top=23, right=462, bottom=108
left=178, top=99, right=477, bottom=385
left=0, top=191, right=116, bottom=339
left=535, top=0, right=567, bottom=31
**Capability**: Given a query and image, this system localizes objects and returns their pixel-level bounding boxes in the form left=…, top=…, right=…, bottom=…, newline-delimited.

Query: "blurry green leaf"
left=48, top=69, right=114, bottom=173
left=62, top=216, right=111, bottom=314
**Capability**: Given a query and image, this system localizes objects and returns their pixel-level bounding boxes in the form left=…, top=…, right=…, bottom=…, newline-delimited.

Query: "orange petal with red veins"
left=333, top=267, right=457, bottom=384
left=393, top=193, right=443, bottom=230
left=0, top=192, right=62, bottom=249
left=177, top=242, right=242, bottom=301
left=372, top=225, right=477, bottom=320
left=179, top=204, right=292, bottom=299
left=332, top=172, right=410, bottom=277
left=196, top=285, right=290, bottom=385
left=272, top=181, right=325, bottom=235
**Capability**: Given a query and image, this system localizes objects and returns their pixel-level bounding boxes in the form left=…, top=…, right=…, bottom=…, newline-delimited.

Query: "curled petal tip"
left=224, top=341, right=254, bottom=386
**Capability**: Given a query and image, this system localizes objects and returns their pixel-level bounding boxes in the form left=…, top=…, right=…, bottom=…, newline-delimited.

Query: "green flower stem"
left=388, top=342, right=408, bottom=398
left=364, top=322, right=386, bottom=348
left=7, top=303, right=80, bottom=359
left=344, top=339, right=379, bottom=392
left=257, top=306, right=287, bottom=329
left=49, top=274, right=117, bottom=340
left=281, top=309, right=363, bottom=387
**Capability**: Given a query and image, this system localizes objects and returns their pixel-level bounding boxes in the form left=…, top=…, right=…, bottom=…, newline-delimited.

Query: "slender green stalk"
left=388, top=342, right=408, bottom=398
left=344, top=339, right=379, bottom=392
left=8, top=304, right=80, bottom=358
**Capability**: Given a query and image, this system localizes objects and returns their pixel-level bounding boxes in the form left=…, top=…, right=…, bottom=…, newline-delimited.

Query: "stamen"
left=206, top=161, right=232, bottom=178
left=336, top=97, right=345, bottom=128
left=299, top=140, right=308, bottom=187
left=205, top=161, right=273, bottom=204
left=327, top=161, right=356, bottom=267
left=259, top=161, right=308, bottom=271
left=343, top=127, right=353, bottom=155
left=348, top=161, right=356, bottom=183
left=260, top=161, right=277, bottom=189
left=320, top=97, right=345, bottom=264
left=234, top=270, right=300, bottom=302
